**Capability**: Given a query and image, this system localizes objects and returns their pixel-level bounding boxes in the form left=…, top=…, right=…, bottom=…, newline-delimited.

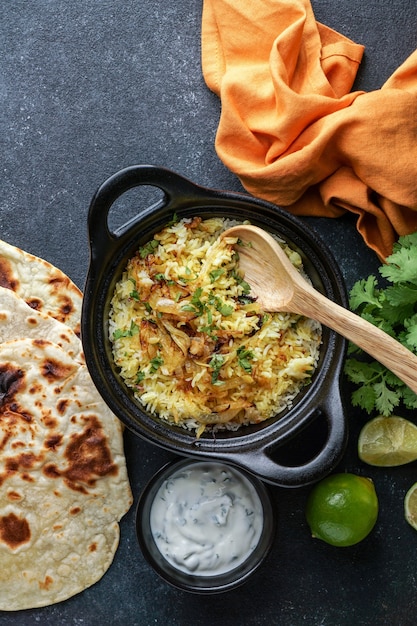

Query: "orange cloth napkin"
left=202, top=0, right=417, bottom=259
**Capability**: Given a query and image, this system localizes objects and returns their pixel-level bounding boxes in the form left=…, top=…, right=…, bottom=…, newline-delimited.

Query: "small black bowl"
left=135, top=458, right=276, bottom=593
left=81, top=165, right=348, bottom=487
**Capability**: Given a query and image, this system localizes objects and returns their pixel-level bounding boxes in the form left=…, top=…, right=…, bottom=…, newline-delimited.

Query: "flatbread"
left=0, top=286, right=83, bottom=362
left=0, top=338, right=133, bottom=611
left=0, top=240, right=132, bottom=610
left=0, top=239, right=82, bottom=336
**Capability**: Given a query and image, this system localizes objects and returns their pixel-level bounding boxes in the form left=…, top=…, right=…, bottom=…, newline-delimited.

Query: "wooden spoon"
left=222, top=224, right=417, bottom=395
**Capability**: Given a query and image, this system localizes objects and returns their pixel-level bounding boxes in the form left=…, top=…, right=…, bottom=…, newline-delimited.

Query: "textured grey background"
left=1, top=1, right=416, bottom=625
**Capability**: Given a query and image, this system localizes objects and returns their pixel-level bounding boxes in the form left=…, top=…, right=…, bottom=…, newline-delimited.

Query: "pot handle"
left=230, top=375, right=347, bottom=487
left=87, top=165, right=205, bottom=254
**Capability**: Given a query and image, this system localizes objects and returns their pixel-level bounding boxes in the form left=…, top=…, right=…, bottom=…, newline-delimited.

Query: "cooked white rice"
left=109, top=217, right=321, bottom=437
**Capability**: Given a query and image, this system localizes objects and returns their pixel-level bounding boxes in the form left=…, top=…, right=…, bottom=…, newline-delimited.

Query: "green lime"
left=404, top=482, right=417, bottom=531
left=305, top=473, right=379, bottom=547
left=358, top=415, right=417, bottom=467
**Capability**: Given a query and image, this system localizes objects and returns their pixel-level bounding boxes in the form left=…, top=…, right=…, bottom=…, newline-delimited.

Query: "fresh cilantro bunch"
left=344, top=232, right=417, bottom=416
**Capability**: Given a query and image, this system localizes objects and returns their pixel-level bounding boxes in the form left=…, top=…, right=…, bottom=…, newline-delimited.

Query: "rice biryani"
left=109, top=217, right=321, bottom=437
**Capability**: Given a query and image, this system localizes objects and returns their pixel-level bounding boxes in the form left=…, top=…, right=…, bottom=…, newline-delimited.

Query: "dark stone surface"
left=1, top=1, right=416, bottom=624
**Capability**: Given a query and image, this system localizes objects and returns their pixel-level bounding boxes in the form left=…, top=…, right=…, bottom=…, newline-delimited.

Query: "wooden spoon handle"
left=292, top=287, right=417, bottom=395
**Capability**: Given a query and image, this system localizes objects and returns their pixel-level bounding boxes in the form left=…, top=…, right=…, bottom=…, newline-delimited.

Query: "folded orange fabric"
left=202, top=0, right=417, bottom=259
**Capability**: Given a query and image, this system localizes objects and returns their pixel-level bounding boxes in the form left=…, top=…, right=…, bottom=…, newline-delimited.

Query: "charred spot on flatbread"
left=44, top=433, right=63, bottom=451
left=43, top=414, right=119, bottom=494
left=25, top=297, right=43, bottom=312
left=0, top=512, right=31, bottom=549
left=41, top=356, right=75, bottom=382
left=0, top=364, right=25, bottom=407
left=0, top=256, right=19, bottom=291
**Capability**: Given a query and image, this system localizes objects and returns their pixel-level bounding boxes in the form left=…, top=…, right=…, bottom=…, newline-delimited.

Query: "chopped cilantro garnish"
left=237, top=345, right=254, bottom=373
left=198, top=324, right=219, bottom=340
left=207, top=293, right=234, bottom=317
left=209, top=354, right=225, bottom=385
left=209, top=268, right=225, bottom=283
left=138, top=239, right=159, bottom=259
left=178, top=266, right=197, bottom=283
left=149, top=356, right=163, bottom=374
left=166, top=213, right=179, bottom=227
left=113, top=320, right=139, bottom=339
left=231, top=269, right=251, bottom=294
left=192, top=287, right=203, bottom=300
left=181, top=303, right=198, bottom=312
left=216, top=300, right=234, bottom=317
left=181, top=288, right=205, bottom=316
left=128, top=277, right=140, bottom=299
left=240, top=280, right=251, bottom=295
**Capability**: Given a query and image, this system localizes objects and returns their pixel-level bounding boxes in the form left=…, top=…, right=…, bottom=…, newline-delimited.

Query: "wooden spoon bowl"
left=223, top=224, right=417, bottom=395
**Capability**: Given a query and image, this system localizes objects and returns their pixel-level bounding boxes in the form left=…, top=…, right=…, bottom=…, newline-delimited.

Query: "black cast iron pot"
left=82, top=165, right=348, bottom=487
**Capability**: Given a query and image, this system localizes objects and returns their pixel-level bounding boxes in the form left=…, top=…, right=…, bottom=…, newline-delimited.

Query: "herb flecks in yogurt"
left=150, top=462, right=264, bottom=576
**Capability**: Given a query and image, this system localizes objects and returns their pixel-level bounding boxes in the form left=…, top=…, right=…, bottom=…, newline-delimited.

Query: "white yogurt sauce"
left=150, top=462, right=264, bottom=576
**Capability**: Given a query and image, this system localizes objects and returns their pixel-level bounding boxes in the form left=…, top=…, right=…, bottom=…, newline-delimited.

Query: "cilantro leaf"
left=359, top=310, right=394, bottom=336
left=344, top=359, right=380, bottom=386
left=215, top=299, right=234, bottom=317
left=402, top=385, right=417, bottom=410
left=209, top=354, right=225, bottom=384
left=380, top=246, right=417, bottom=285
left=231, top=269, right=251, bottom=294
left=351, top=385, right=377, bottom=414
left=376, top=299, right=413, bottom=328
left=113, top=320, right=139, bottom=339
left=209, top=268, right=225, bottom=283
left=373, top=380, right=400, bottom=415
left=392, top=231, right=417, bottom=251
left=166, top=213, right=179, bottom=227
left=149, top=356, right=163, bottom=374
left=138, top=239, right=159, bottom=259
left=344, top=356, right=406, bottom=415
left=404, top=314, right=417, bottom=350
left=349, top=275, right=382, bottom=311
left=181, top=288, right=206, bottom=316
left=384, top=284, right=417, bottom=307
left=237, top=346, right=254, bottom=373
